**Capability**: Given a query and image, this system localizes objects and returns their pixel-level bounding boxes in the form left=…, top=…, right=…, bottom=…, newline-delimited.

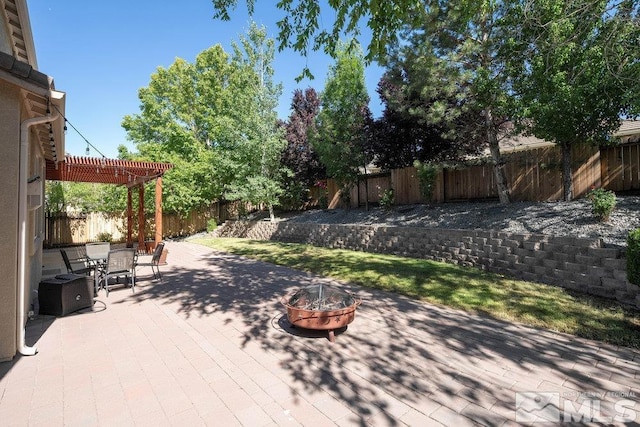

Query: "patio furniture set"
left=39, top=242, right=165, bottom=316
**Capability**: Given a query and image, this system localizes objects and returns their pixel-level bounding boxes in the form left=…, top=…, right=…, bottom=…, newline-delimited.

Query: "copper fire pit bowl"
left=281, top=284, right=361, bottom=343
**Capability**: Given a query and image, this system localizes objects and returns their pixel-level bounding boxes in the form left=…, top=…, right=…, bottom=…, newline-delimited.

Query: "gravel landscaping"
left=280, top=195, right=640, bottom=249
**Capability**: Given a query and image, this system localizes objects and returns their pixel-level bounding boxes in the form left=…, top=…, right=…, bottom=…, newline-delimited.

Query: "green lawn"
left=192, top=237, right=640, bottom=348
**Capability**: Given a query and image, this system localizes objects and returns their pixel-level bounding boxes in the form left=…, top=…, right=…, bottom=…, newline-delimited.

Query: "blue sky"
left=28, top=0, right=385, bottom=159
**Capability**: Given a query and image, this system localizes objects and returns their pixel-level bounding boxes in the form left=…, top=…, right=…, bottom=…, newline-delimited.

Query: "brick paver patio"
left=1, top=241, right=638, bottom=426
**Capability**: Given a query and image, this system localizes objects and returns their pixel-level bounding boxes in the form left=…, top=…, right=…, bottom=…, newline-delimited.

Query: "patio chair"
left=60, top=249, right=92, bottom=275
left=100, top=248, right=136, bottom=297
left=135, top=242, right=165, bottom=281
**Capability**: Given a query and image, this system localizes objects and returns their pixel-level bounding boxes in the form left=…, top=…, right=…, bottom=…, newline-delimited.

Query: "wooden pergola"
left=45, top=156, right=173, bottom=250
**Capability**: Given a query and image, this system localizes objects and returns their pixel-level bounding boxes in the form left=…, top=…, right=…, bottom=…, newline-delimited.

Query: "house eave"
left=2, top=0, right=38, bottom=67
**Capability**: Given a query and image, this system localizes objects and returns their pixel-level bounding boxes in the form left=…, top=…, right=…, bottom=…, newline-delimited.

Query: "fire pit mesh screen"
left=287, top=284, right=355, bottom=311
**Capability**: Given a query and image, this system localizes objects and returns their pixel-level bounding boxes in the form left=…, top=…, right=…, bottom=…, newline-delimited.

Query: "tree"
left=44, top=181, right=127, bottom=215
left=281, top=88, right=325, bottom=208
left=371, top=71, right=485, bottom=170
left=211, top=0, right=428, bottom=75
left=384, top=3, right=523, bottom=202
left=313, top=42, right=372, bottom=206
left=224, top=22, right=288, bottom=221
left=44, top=181, right=66, bottom=214
left=507, top=0, right=640, bottom=201
left=122, top=45, right=250, bottom=214
left=211, top=0, right=514, bottom=203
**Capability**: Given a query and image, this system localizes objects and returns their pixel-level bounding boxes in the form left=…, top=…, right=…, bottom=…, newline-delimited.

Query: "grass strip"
left=192, top=237, right=640, bottom=349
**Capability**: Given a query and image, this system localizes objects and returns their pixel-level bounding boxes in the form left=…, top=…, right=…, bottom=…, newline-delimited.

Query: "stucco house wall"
left=0, top=0, right=65, bottom=361
left=0, top=79, right=21, bottom=360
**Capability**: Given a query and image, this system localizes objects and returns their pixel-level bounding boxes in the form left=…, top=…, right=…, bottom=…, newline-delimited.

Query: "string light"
left=51, top=104, right=107, bottom=159
left=48, top=104, right=166, bottom=183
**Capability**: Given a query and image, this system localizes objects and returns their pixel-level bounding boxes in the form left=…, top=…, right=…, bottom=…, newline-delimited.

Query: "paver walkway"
left=1, top=241, right=638, bottom=426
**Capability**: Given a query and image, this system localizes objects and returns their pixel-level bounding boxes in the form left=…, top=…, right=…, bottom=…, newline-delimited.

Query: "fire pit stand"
left=281, top=284, right=361, bottom=342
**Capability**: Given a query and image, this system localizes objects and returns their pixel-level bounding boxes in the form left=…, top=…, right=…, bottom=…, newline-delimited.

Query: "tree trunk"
left=561, top=143, right=573, bottom=201
left=364, top=175, right=369, bottom=211
left=483, top=109, right=510, bottom=204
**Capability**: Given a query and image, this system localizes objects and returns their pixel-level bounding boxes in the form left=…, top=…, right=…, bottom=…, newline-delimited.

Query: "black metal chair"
left=60, top=249, right=92, bottom=275
left=135, top=242, right=165, bottom=281
left=100, top=249, right=136, bottom=296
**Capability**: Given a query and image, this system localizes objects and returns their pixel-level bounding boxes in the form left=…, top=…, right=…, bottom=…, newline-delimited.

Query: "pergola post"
left=126, top=188, right=133, bottom=247
left=155, top=176, right=163, bottom=244
left=138, top=183, right=145, bottom=252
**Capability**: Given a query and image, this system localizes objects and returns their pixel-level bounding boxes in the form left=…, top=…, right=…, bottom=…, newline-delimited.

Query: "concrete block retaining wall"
left=215, top=220, right=640, bottom=309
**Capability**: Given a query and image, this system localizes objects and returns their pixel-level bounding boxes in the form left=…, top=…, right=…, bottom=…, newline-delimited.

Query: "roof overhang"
left=1, top=0, right=65, bottom=164
left=0, top=50, right=66, bottom=164
left=613, top=120, right=640, bottom=143
left=2, top=0, right=38, bottom=67
left=46, top=156, right=173, bottom=187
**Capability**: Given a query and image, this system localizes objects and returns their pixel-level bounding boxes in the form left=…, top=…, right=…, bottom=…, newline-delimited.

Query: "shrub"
left=587, top=188, right=616, bottom=221
left=414, top=160, right=440, bottom=202
left=96, top=232, right=113, bottom=242
left=627, top=228, right=640, bottom=285
left=379, top=188, right=395, bottom=210
left=206, top=218, right=218, bottom=233
left=339, top=186, right=352, bottom=208
left=318, top=194, right=328, bottom=209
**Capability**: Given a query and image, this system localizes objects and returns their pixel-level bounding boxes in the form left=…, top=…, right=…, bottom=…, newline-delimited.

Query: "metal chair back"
left=102, top=248, right=136, bottom=296
left=86, top=242, right=110, bottom=260
left=151, top=242, right=165, bottom=263
left=60, top=249, right=92, bottom=275
left=105, top=249, right=136, bottom=274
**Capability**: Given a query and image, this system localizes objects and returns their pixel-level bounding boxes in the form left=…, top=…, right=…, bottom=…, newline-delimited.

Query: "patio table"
left=85, top=242, right=110, bottom=293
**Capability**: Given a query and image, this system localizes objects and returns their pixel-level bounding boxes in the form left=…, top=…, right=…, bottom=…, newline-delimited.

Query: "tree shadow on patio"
left=123, top=242, right=639, bottom=425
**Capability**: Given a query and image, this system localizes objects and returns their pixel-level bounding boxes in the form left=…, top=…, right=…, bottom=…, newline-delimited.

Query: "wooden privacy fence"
left=327, top=143, right=610, bottom=208
left=601, top=143, right=640, bottom=192
left=45, top=200, right=245, bottom=247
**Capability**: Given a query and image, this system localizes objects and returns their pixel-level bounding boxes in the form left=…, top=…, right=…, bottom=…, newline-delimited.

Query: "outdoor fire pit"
left=281, top=284, right=361, bottom=342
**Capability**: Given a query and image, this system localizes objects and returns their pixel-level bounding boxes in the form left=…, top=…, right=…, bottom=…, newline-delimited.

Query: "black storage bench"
left=39, top=274, right=93, bottom=316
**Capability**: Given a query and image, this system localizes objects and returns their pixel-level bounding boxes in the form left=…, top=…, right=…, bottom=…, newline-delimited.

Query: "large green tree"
left=123, top=25, right=287, bottom=218
left=122, top=45, right=251, bottom=214
left=313, top=42, right=372, bottom=206
left=225, top=22, right=288, bottom=221
left=507, top=0, right=640, bottom=201
left=386, top=2, right=521, bottom=203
